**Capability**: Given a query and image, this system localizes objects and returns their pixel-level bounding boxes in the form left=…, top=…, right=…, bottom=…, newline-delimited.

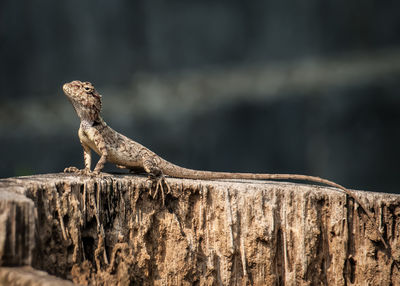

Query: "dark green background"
left=1, top=1, right=399, bottom=193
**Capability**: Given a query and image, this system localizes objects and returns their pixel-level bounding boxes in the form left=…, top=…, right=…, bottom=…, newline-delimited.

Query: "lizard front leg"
left=91, top=129, right=108, bottom=175
left=64, top=127, right=107, bottom=175
left=64, top=143, right=92, bottom=174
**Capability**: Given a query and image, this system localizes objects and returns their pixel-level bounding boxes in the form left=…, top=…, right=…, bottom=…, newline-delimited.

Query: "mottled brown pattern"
left=62, top=80, right=388, bottom=249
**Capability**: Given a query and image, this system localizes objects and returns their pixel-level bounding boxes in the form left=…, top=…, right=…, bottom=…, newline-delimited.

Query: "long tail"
left=163, top=162, right=388, bottom=249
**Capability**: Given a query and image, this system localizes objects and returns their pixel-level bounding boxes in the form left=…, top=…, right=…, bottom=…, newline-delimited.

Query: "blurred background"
left=1, top=1, right=399, bottom=193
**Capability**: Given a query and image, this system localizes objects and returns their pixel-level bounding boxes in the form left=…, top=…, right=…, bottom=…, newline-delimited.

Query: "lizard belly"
left=106, top=144, right=143, bottom=169
left=79, top=127, right=143, bottom=169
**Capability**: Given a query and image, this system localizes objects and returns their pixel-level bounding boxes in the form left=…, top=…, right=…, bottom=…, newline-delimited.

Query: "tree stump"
left=0, top=173, right=399, bottom=285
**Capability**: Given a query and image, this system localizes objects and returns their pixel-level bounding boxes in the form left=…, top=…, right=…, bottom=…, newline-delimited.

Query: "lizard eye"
left=84, top=86, right=92, bottom=92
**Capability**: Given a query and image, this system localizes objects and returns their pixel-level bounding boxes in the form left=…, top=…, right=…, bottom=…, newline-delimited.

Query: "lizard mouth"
left=62, top=82, right=74, bottom=96
left=62, top=83, right=69, bottom=94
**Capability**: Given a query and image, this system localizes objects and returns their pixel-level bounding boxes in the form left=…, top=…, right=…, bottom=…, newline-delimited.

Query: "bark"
left=0, top=173, right=399, bottom=285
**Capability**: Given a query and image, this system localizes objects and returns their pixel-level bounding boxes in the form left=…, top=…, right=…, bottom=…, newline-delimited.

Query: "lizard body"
left=63, top=80, right=388, bottom=249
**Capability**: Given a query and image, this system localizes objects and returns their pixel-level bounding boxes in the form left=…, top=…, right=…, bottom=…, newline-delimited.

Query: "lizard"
left=62, top=80, right=389, bottom=249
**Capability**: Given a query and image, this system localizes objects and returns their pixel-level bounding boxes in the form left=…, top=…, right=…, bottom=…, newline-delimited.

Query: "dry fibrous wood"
left=0, top=266, right=75, bottom=286
left=0, top=186, right=35, bottom=266
left=0, top=173, right=400, bottom=285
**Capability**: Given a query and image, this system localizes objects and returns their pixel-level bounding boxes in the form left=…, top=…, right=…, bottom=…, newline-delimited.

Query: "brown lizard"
left=62, top=80, right=388, bottom=249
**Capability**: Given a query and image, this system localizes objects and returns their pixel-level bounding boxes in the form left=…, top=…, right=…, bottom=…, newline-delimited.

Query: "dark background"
left=1, top=1, right=399, bottom=193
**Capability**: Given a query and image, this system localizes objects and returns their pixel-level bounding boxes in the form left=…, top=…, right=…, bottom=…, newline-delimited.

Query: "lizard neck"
left=80, top=115, right=107, bottom=129
left=69, top=98, right=101, bottom=124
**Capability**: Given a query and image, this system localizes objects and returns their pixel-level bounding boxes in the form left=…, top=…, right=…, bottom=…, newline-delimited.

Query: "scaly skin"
left=62, top=80, right=388, bottom=249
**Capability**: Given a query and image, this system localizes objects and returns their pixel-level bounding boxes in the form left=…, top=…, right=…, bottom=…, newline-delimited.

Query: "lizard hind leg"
left=143, top=158, right=171, bottom=206
left=148, top=173, right=171, bottom=206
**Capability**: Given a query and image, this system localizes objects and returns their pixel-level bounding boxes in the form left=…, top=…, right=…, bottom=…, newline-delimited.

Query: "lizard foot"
left=148, top=175, right=171, bottom=206
left=64, top=166, right=84, bottom=174
left=64, top=167, right=93, bottom=176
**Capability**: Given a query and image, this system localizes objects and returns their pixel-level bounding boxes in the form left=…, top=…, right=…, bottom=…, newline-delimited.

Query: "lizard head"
left=63, top=80, right=102, bottom=123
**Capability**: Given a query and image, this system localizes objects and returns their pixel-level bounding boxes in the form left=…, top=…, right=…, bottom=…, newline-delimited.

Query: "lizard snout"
left=63, top=81, right=80, bottom=95
left=62, top=83, right=69, bottom=93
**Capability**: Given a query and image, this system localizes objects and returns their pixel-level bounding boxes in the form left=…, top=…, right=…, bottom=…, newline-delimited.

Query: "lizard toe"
left=64, top=167, right=95, bottom=176
left=148, top=175, right=169, bottom=206
left=64, top=166, right=80, bottom=173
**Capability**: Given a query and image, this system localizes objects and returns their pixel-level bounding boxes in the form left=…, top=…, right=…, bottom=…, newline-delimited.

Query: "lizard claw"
left=64, top=166, right=80, bottom=173
left=149, top=174, right=171, bottom=206
left=64, top=167, right=93, bottom=176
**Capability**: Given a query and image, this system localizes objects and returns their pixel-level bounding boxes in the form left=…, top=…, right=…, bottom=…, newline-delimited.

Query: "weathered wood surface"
left=0, top=187, right=35, bottom=266
left=0, top=266, right=75, bottom=286
left=0, top=173, right=399, bottom=285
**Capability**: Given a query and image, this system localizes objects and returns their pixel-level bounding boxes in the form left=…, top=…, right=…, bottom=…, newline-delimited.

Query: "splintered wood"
left=0, top=173, right=399, bottom=285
